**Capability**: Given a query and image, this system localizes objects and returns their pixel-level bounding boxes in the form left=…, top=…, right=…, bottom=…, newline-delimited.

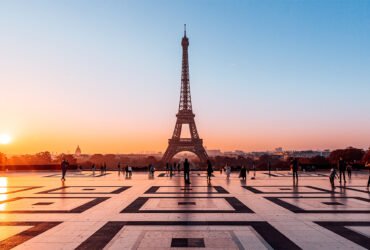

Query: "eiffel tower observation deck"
left=162, top=25, right=208, bottom=163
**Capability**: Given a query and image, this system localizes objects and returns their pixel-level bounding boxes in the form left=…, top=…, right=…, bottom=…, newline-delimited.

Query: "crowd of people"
left=60, top=157, right=370, bottom=188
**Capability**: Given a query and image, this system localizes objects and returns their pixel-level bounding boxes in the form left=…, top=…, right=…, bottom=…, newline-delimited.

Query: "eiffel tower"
left=162, top=25, right=209, bottom=163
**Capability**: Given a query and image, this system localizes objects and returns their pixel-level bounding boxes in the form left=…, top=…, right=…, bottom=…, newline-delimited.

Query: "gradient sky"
left=0, top=0, right=369, bottom=155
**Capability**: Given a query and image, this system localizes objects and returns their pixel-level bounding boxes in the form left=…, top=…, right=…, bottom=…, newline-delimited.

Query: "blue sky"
left=0, top=0, right=369, bottom=154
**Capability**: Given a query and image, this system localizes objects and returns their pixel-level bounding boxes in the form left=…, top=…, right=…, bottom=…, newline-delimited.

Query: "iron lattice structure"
left=162, top=26, right=209, bottom=163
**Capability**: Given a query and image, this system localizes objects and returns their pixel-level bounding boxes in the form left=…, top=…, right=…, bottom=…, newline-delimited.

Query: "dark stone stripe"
left=265, top=196, right=370, bottom=213
left=315, top=221, right=370, bottom=249
left=76, top=222, right=124, bottom=250
left=144, top=186, right=160, bottom=194
left=111, top=186, right=131, bottom=194
left=144, top=185, right=228, bottom=194
left=243, top=185, right=335, bottom=194
left=70, top=197, right=109, bottom=213
left=0, top=186, right=43, bottom=194
left=340, top=186, right=370, bottom=194
left=121, top=197, right=148, bottom=213
left=305, top=186, right=335, bottom=193
left=0, top=222, right=61, bottom=250
left=43, top=173, right=111, bottom=178
left=121, top=196, right=254, bottom=213
left=242, top=186, right=263, bottom=194
left=75, top=221, right=301, bottom=250
left=213, top=186, right=229, bottom=193
left=37, top=186, right=130, bottom=194
left=0, top=197, right=109, bottom=213
left=250, top=221, right=301, bottom=250
left=225, top=197, right=254, bottom=213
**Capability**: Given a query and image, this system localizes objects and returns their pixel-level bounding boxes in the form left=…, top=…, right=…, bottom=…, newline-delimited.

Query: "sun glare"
left=0, top=134, right=11, bottom=145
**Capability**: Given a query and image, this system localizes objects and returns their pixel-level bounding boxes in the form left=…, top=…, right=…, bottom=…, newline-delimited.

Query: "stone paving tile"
left=0, top=171, right=368, bottom=249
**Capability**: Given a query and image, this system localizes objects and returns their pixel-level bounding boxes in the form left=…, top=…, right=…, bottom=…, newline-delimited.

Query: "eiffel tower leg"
left=162, top=144, right=177, bottom=163
left=194, top=146, right=208, bottom=163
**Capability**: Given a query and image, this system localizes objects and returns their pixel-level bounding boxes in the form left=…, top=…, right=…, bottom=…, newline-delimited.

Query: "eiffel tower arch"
left=162, top=25, right=209, bottom=164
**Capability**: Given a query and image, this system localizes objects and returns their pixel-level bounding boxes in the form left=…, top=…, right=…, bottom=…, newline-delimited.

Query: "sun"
left=0, top=134, right=12, bottom=144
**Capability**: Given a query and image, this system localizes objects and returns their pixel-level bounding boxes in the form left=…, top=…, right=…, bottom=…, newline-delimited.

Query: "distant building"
left=207, top=149, right=222, bottom=157
left=289, top=150, right=330, bottom=158
left=234, top=150, right=246, bottom=156
left=75, top=145, right=81, bottom=157
left=321, top=149, right=331, bottom=157
left=275, top=147, right=283, bottom=153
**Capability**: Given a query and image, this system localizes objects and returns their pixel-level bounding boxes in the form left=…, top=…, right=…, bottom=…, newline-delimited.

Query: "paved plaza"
left=0, top=170, right=369, bottom=249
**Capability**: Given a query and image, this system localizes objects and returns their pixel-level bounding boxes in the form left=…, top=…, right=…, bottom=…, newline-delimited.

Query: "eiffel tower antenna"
left=162, top=27, right=208, bottom=164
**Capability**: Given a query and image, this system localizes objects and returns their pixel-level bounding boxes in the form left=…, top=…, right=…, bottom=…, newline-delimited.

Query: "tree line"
left=0, top=147, right=369, bottom=170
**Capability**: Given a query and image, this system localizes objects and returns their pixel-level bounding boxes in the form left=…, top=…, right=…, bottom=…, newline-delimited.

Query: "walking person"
left=329, top=167, right=339, bottom=189
left=166, top=163, right=169, bottom=176
left=206, top=160, right=213, bottom=183
left=169, top=163, right=173, bottom=177
left=125, top=165, right=129, bottom=178
left=366, top=162, right=370, bottom=188
left=128, top=165, right=133, bottom=177
left=338, top=157, right=346, bottom=184
left=184, top=158, right=191, bottom=184
left=251, top=161, right=256, bottom=180
left=61, top=158, right=69, bottom=181
left=346, top=162, right=352, bottom=179
left=117, top=162, right=121, bottom=176
left=268, top=160, right=271, bottom=176
left=219, top=166, right=223, bottom=174
left=225, top=164, right=231, bottom=179
left=239, top=165, right=247, bottom=181
left=292, top=158, right=299, bottom=184
left=149, top=164, right=155, bottom=177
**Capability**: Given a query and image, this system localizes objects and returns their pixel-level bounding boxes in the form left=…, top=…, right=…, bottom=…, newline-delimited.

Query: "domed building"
left=75, top=145, right=81, bottom=157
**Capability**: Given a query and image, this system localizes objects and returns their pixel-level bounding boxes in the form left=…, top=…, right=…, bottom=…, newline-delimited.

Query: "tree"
left=56, top=154, right=77, bottom=165
left=34, top=151, right=52, bottom=164
left=0, top=152, right=6, bottom=165
left=90, top=154, right=104, bottom=165
left=329, top=147, right=365, bottom=163
left=363, top=148, right=370, bottom=164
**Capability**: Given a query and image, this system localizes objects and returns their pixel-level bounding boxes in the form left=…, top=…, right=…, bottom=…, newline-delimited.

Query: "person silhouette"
left=239, top=165, right=247, bottom=181
left=61, top=158, right=69, bottom=181
left=206, top=160, right=213, bottom=183
left=292, top=158, right=299, bottom=184
left=103, top=162, right=107, bottom=175
left=366, top=162, right=370, bottom=188
left=338, top=157, right=346, bottom=184
left=149, top=164, right=155, bottom=177
left=170, top=163, right=173, bottom=177
left=165, top=163, right=169, bottom=176
left=329, top=167, right=339, bottom=189
left=184, top=158, right=191, bottom=184
left=225, top=164, right=231, bottom=179
left=128, top=165, right=133, bottom=177
left=125, top=165, right=129, bottom=178
left=117, top=162, right=121, bottom=176
left=251, top=162, right=256, bottom=179
left=346, top=162, right=352, bottom=179
left=268, top=160, right=271, bottom=176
